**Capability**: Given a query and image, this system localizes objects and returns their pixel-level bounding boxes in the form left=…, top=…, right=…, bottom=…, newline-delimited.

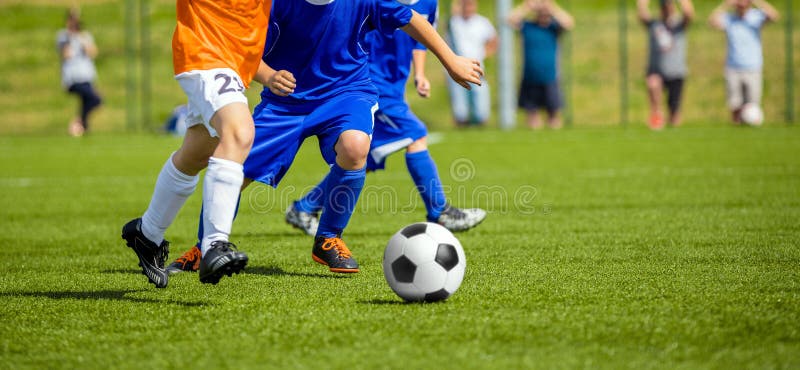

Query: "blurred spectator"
left=638, top=0, right=694, bottom=130
left=446, top=0, right=497, bottom=127
left=508, top=0, right=574, bottom=129
left=57, top=8, right=102, bottom=137
left=163, top=104, right=190, bottom=136
left=710, top=0, right=779, bottom=124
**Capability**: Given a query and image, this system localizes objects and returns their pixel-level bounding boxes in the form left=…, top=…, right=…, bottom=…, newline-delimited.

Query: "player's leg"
left=448, top=78, right=469, bottom=127
left=472, top=80, right=491, bottom=126
left=286, top=175, right=326, bottom=236
left=311, top=96, right=377, bottom=273
left=725, top=68, right=745, bottom=123
left=545, top=81, right=563, bottom=129
left=665, top=78, right=684, bottom=126
left=374, top=105, right=485, bottom=232
left=646, top=74, right=665, bottom=129
left=122, top=113, right=215, bottom=288
left=526, top=109, right=542, bottom=129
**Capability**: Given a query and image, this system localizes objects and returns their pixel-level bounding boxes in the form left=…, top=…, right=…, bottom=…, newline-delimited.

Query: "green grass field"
left=1, top=127, right=798, bottom=368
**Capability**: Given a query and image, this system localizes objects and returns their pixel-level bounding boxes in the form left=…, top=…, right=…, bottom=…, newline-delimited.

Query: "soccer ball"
left=383, top=222, right=466, bottom=302
left=740, top=103, right=764, bottom=126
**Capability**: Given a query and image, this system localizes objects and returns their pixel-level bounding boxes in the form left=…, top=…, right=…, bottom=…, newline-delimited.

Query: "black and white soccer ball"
left=383, top=222, right=466, bottom=302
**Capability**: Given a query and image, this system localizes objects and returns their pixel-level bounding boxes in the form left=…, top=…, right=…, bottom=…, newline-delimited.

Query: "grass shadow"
left=244, top=265, right=350, bottom=279
left=358, top=299, right=413, bottom=305
left=0, top=289, right=209, bottom=307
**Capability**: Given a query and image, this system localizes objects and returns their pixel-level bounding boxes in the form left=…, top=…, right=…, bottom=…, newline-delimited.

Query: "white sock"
left=141, top=153, right=199, bottom=245
left=200, top=157, right=244, bottom=257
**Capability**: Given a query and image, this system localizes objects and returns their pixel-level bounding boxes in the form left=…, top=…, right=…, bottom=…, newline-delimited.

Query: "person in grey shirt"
left=57, top=8, right=102, bottom=136
left=638, top=0, right=694, bottom=130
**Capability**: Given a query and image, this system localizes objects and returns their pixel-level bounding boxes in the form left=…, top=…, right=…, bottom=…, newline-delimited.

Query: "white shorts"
left=725, top=68, right=762, bottom=110
left=175, top=68, right=249, bottom=137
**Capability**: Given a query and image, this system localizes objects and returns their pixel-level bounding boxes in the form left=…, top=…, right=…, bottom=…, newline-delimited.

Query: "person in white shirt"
left=446, top=0, right=497, bottom=126
left=57, top=8, right=102, bottom=136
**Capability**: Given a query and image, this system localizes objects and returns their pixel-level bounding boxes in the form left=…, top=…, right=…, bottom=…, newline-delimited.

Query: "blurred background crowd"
left=0, top=0, right=797, bottom=136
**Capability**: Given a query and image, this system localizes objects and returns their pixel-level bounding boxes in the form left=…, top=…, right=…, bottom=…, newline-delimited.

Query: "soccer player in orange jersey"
left=121, top=0, right=271, bottom=288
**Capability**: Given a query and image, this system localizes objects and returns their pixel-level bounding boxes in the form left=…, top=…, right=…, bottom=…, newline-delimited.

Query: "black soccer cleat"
left=199, top=241, right=248, bottom=285
left=121, top=218, right=169, bottom=288
left=312, top=236, right=359, bottom=273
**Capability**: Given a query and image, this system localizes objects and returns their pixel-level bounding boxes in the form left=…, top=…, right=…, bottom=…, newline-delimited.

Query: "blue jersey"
left=366, top=0, right=438, bottom=107
left=520, top=19, right=562, bottom=84
left=261, top=0, right=413, bottom=107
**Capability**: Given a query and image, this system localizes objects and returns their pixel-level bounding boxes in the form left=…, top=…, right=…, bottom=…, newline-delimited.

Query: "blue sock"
left=405, top=150, right=447, bottom=221
left=195, top=195, right=241, bottom=249
left=316, top=164, right=366, bottom=238
left=294, top=174, right=328, bottom=213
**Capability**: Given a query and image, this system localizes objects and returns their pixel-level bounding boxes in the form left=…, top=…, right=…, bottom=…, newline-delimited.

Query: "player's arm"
left=549, top=1, right=575, bottom=31
left=254, top=60, right=296, bottom=96
left=82, top=33, right=98, bottom=59
left=753, top=0, right=780, bottom=23
left=401, top=11, right=483, bottom=90
left=709, top=0, right=733, bottom=30
left=679, top=0, right=696, bottom=26
left=637, top=0, right=652, bottom=25
left=485, top=33, right=498, bottom=58
left=412, top=49, right=431, bottom=98
left=507, top=1, right=533, bottom=30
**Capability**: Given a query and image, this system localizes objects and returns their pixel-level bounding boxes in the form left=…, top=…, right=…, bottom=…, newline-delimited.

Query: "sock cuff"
left=405, top=150, right=430, bottom=160
left=331, top=163, right=367, bottom=178
left=208, top=157, right=244, bottom=172
left=167, top=153, right=199, bottom=185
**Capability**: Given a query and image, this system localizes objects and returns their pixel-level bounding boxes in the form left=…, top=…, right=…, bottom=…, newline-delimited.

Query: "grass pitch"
left=1, top=126, right=799, bottom=369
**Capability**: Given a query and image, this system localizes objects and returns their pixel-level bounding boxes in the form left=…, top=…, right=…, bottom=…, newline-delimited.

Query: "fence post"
left=786, top=0, right=795, bottom=124
left=125, top=0, right=138, bottom=131
left=497, top=0, right=515, bottom=130
left=563, top=0, right=574, bottom=127
left=618, top=0, right=629, bottom=126
left=140, top=0, right=151, bottom=130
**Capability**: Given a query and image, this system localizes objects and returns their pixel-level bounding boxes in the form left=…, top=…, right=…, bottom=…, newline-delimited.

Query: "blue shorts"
left=244, top=92, right=378, bottom=187
left=367, top=103, right=428, bottom=171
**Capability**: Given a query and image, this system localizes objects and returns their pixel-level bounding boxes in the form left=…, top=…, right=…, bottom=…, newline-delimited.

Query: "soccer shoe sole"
left=121, top=227, right=168, bottom=289
left=199, top=253, right=248, bottom=285
left=311, top=254, right=360, bottom=274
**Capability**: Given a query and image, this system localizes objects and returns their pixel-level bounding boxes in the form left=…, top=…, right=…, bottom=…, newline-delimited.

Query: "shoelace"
left=321, top=238, right=352, bottom=259
left=210, top=240, right=239, bottom=253
left=175, top=247, right=200, bottom=266
left=158, top=242, right=170, bottom=268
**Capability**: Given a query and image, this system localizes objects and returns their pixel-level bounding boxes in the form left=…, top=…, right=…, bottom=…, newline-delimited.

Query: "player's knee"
left=646, top=75, right=662, bottom=90
left=335, top=131, right=370, bottom=170
left=225, top=122, right=255, bottom=152
left=407, top=137, right=428, bottom=153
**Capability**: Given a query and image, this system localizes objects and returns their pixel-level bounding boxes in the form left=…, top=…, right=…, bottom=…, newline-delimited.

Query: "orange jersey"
left=172, top=0, right=271, bottom=88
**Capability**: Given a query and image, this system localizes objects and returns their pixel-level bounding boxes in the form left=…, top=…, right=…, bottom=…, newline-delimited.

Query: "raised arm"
left=82, top=32, right=98, bottom=59
left=753, top=0, right=780, bottom=22
left=507, top=2, right=533, bottom=30
left=401, top=11, right=483, bottom=89
left=679, top=0, right=696, bottom=25
left=637, top=0, right=652, bottom=24
left=550, top=1, right=575, bottom=31
left=709, top=0, right=732, bottom=30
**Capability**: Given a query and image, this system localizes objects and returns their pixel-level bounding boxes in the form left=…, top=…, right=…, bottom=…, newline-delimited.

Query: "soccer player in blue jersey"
left=285, top=0, right=487, bottom=237
left=166, top=0, right=483, bottom=275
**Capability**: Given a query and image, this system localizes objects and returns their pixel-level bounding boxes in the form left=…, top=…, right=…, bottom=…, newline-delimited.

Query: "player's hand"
left=415, top=75, right=431, bottom=98
left=267, top=70, right=296, bottom=97
left=446, top=56, right=483, bottom=90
